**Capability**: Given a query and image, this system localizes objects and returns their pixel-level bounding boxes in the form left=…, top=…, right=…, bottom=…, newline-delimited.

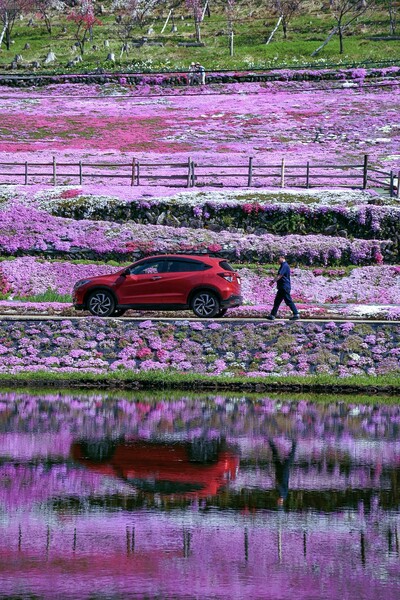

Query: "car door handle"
left=151, top=276, right=162, bottom=280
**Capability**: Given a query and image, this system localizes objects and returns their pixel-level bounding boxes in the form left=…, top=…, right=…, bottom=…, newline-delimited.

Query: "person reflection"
left=269, top=438, right=297, bottom=507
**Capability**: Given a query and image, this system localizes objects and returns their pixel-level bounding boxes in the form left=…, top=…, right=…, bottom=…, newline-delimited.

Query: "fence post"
left=306, top=161, right=310, bottom=188
left=131, top=157, right=136, bottom=186
left=397, top=171, right=400, bottom=199
left=24, top=162, right=28, bottom=185
left=52, top=156, right=57, bottom=187
left=362, top=154, right=368, bottom=189
left=136, top=161, right=140, bottom=186
left=79, top=161, right=83, bottom=185
left=389, top=170, right=394, bottom=197
left=280, top=158, right=285, bottom=188
left=187, top=157, right=191, bottom=188
left=191, top=161, right=195, bottom=187
left=247, top=157, right=253, bottom=187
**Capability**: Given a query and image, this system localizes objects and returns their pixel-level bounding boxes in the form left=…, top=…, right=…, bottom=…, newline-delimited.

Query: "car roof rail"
left=148, top=250, right=226, bottom=259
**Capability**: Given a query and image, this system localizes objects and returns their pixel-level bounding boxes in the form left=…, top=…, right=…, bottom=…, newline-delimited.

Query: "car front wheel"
left=191, top=291, right=220, bottom=318
left=87, top=290, right=116, bottom=317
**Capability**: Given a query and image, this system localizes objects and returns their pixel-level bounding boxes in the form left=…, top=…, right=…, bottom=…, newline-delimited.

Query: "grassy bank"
left=2, top=8, right=400, bottom=73
left=1, top=386, right=397, bottom=406
left=0, top=370, right=399, bottom=395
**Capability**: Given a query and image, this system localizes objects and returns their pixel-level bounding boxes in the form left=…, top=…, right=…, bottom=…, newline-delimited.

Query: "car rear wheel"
left=87, top=290, right=116, bottom=317
left=191, top=291, right=220, bottom=318
left=80, top=440, right=117, bottom=462
left=111, top=308, right=127, bottom=317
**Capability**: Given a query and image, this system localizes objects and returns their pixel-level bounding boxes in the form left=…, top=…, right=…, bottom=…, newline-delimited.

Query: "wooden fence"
left=0, top=154, right=398, bottom=197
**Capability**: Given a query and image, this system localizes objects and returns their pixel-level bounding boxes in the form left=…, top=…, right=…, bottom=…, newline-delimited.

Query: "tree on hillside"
left=268, top=0, right=304, bottom=39
left=186, top=0, right=203, bottom=42
left=312, top=0, right=372, bottom=55
left=384, top=0, right=398, bottom=34
left=112, top=0, right=160, bottom=56
left=0, top=0, right=29, bottom=50
left=34, top=0, right=66, bottom=34
left=67, top=0, right=102, bottom=55
left=112, top=0, right=159, bottom=31
left=220, top=0, right=239, bottom=55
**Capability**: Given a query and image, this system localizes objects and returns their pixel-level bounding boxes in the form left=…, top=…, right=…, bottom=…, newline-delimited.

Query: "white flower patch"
left=0, top=186, right=28, bottom=208
left=20, top=186, right=383, bottom=213
left=345, top=304, right=392, bottom=317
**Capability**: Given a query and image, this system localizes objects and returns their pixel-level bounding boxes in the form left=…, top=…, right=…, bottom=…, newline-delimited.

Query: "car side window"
left=129, top=260, right=165, bottom=275
left=165, top=260, right=210, bottom=273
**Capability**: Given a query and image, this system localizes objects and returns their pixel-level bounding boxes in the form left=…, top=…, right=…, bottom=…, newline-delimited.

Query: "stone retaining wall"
left=1, top=65, right=399, bottom=88
left=0, top=318, right=398, bottom=378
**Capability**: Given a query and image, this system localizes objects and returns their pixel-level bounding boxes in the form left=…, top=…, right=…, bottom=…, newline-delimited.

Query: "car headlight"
left=73, top=279, right=92, bottom=290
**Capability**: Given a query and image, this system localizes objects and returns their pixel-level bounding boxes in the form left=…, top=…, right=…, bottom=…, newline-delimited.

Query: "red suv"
left=73, top=254, right=242, bottom=318
left=71, top=438, right=239, bottom=499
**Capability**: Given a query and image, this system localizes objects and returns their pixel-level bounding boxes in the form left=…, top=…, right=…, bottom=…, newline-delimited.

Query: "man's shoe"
left=266, top=315, right=276, bottom=321
left=289, top=314, right=300, bottom=320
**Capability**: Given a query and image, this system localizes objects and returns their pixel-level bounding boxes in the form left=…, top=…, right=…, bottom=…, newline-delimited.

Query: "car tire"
left=188, top=438, right=222, bottom=463
left=111, top=308, right=127, bottom=317
left=191, top=291, right=220, bottom=318
left=80, top=440, right=117, bottom=463
left=215, top=309, right=228, bottom=318
left=87, top=289, right=116, bottom=317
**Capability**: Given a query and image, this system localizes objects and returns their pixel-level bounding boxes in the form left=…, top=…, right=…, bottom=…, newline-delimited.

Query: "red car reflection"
left=71, top=438, right=239, bottom=498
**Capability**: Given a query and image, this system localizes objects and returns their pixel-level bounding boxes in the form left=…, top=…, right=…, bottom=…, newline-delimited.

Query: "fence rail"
left=0, top=154, right=398, bottom=197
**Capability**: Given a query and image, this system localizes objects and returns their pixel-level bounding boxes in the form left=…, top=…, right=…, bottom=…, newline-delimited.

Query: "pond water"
left=0, top=391, right=400, bottom=600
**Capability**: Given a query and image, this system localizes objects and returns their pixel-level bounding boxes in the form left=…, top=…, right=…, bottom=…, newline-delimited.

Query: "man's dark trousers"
left=271, top=288, right=298, bottom=316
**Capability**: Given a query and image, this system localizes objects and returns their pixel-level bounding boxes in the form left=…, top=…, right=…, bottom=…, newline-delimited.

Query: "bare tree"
left=34, top=0, right=66, bottom=34
left=112, top=0, right=159, bottom=32
left=268, top=0, right=304, bottom=39
left=186, top=0, right=203, bottom=42
left=220, top=0, right=238, bottom=55
left=312, top=0, right=372, bottom=55
left=385, top=0, right=398, bottom=34
left=0, top=0, right=30, bottom=50
left=112, top=0, right=160, bottom=57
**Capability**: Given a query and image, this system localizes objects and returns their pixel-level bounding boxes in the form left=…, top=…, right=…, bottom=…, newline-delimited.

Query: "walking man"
left=267, top=254, right=299, bottom=320
left=269, top=438, right=297, bottom=506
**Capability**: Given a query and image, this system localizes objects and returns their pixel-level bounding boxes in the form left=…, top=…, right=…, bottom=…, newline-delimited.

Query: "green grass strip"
left=0, top=370, right=399, bottom=396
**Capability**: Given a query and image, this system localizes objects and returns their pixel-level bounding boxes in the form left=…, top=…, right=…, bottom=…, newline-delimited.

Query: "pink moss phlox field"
left=0, top=81, right=399, bottom=173
left=0, top=319, right=398, bottom=377
left=0, top=257, right=118, bottom=297
left=1, top=258, right=399, bottom=306
left=0, top=204, right=388, bottom=265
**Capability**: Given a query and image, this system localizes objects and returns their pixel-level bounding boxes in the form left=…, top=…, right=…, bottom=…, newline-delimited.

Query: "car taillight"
left=218, top=272, right=235, bottom=282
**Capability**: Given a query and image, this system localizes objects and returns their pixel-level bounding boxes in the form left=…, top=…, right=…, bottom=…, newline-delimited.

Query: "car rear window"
left=165, top=260, right=211, bottom=273
left=219, top=260, right=235, bottom=272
